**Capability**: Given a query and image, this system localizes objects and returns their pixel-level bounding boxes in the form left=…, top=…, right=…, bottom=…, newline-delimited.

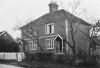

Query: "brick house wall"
left=20, top=2, right=91, bottom=55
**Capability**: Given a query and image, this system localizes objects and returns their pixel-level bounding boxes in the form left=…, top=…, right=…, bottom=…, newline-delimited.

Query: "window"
left=45, top=23, right=55, bottom=34
left=46, top=39, right=54, bottom=49
left=33, top=40, right=38, bottom=49
left=27, top=40, right=33, bottom=50
left=33, top=31, right=38, bottom=36
left=25, top=39, right=37, bottom=50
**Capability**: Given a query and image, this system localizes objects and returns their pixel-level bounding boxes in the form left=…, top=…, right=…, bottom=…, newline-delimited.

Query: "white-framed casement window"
left=25, top=39, right=37, bottom=50
left=32, top=40, right=38, bottom=50
left=46, top=39, right=54, bottom=49
left=45, top=23, right=55, bottom=34
left=33, top=31, right=38, bottom=36
left=27, top=40, right=33, bottom=50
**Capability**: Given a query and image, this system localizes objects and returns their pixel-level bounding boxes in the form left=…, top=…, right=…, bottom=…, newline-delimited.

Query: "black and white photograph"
left=0, top=0, right=100, bottom=68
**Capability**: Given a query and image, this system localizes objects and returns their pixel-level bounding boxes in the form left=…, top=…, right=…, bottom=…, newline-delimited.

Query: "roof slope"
left=20, top=9, right=91, bottom=29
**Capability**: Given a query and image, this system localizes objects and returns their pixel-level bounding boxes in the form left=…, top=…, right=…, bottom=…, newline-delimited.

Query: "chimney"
left=48, top=2, right=58, bottom=13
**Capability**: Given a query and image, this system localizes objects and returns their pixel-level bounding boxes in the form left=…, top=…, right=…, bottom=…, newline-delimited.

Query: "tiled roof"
left=20, top=9, right=91, bottom=29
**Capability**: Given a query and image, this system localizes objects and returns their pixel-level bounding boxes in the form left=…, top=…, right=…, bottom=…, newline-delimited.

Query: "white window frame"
left=24, top=39, right=37, bottom=50
left=27, top=40, right=34, bottom=50
left=32, top=40, right=38, bottom=50
left=34, top=31, right=38, bottom=36
left=45, top=23, right=55, bottom=34
left=46, top=39, right=54, bottom=49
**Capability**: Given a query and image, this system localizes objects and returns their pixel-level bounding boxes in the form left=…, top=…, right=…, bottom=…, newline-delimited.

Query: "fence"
left=0, top=52, right=25, bottom=62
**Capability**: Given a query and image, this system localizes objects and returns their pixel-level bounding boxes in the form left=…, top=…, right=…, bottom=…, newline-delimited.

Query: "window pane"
left=49, top=25, right=52, bottom=34
left=52, top=24, right=54, bottom=33
left=46, top=23, right=55, bottom=34
left=27, top=40, right=33, bottom=50
left=47, top=25, right=50, bottom=34
left=48, top=40, right=51, bottom=48
left=33, top=40, right=37, bottom=49
left=46, top=39, right=50, bottom=48
left=46, top=39, right=54, bottom=49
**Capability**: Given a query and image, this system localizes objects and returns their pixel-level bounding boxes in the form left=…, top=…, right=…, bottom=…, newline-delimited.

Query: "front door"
left=56, top=37, right=63, bottom=53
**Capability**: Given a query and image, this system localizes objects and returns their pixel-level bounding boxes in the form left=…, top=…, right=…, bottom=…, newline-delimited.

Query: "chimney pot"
left=48, top=2, right=58, bottom=13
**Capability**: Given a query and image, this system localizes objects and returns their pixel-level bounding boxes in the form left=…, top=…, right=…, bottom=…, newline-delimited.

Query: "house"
left=20, top=2, right=91, bottom=55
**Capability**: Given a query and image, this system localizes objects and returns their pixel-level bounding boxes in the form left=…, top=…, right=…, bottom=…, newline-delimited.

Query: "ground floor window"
left=32, top=40, right=38, bottom=50
left=46, top=39, right=54, bottom=49
left=27, top=40, right=33, bottom=50
left=24, top=39, right=37, bottom=50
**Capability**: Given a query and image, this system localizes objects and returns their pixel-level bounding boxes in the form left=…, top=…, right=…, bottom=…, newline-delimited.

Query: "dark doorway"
left=56, top=37, right=63, bottom=53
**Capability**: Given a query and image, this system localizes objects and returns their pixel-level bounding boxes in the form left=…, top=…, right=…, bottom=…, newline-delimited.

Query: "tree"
left=0, top=38, right=19, bottom=52
left=89, top=20, right=100, bottom=55
left=70, top=0, right=81, bottom=14
left=64, top=22, right=76, bottom=56
left=62, top=0, right=86, bottom=56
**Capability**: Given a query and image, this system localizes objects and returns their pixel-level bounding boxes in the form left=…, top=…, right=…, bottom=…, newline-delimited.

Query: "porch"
left=39, top=34, right=64, bottom=55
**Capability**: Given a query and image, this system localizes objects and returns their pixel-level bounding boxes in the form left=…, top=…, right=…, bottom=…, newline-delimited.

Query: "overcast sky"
left=0, top=0, right=100, bottom=39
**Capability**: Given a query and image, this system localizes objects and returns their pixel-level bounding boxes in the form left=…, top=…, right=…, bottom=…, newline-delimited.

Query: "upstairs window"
left=45, top=23, right=55, bottom=34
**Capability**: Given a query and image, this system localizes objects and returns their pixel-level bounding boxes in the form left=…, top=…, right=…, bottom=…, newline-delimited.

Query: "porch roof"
left=39, top=34, right=63, bottom=40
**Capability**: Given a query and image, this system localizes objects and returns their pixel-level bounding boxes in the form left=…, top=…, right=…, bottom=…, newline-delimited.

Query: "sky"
left=0, top=0, right=100, bottom=39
